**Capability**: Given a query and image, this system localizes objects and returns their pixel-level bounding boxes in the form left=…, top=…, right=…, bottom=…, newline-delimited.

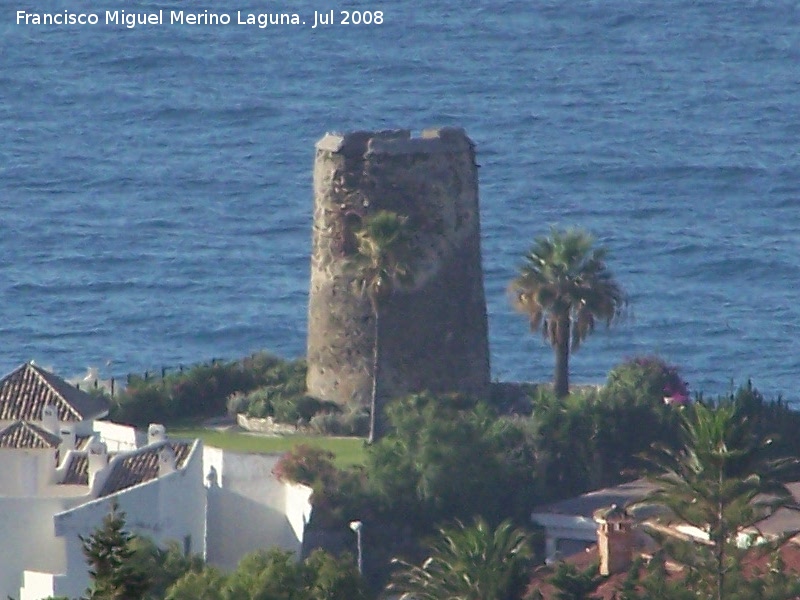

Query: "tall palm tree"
left=509, top=227, right=626, bottom=398
left=347, top=210, right=414, bottom=443
left=638, top=402, right=798, bottom=600
left=388, top=518, right=533, bottom=600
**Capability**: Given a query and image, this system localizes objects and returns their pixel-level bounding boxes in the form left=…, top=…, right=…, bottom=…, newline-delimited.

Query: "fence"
left=72, top=358, right=229, bottom=398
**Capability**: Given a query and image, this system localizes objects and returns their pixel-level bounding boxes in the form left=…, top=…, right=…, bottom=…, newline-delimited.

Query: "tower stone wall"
left=306, top=128, right=491, bottom=407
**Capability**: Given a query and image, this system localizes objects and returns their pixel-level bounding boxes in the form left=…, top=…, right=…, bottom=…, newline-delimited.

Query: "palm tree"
left=548, top=562, right=602, bottom=600
left=347, top=210, right=414, bottom=443
left=509, top=227, right=626, bottom=398
left=388, top=518, right=533, bottom=600
left=638, top=402, right=799, bottom=600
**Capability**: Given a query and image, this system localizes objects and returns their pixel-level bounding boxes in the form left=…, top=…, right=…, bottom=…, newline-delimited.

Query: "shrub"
left=310, top=408, right=369, bottom=437
left=112, top=386, right=170, bottom=427
left=272, top=444, right=338, bottom=487
left=225, top=392, right=248, bottom=417
left=241, top=387, right=278, bottom=419
left=110, top=354, right=309, bottom=427
left=602, top=355, right=689, bottom=406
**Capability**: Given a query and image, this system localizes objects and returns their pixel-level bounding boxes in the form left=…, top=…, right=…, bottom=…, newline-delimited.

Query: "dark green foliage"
left=53, top=508, right=203, bottom=600
left=309, top=406, right=370, bottom=436
left=723, top=381, right=800, bottom=476
left=164, top=568, right=226, bottom=600
left=272, top=444, right=371, bottom=528
left=388, top=518, right=534, bottom=600
left=232, top=358, right=327, bottom=423
left=612, top=556, right=647, bottom=600
left=529, top=387, right=680, bottom=499
left=602, top=356, right=689, bottom=406
left=109, top=385, right=172, bottom=430
left=734, top=548, right=800, bottom=600
left=165, top=548, right=368, bottom=600
left=110, top=353, right=309, bottom=427
left=272, top=445, right=339, bottom=487
left=302, top=550, right=370, bottom=600
left=509, top=227, right=627, bottom=398
left=80, top=503, right=151, bottom=600
left=126, top=537, right=205, bottom=600
left=638, top=402, right=798, bottom=600
left=547, top=562, right=602, bottom=600
left=618, top=552, right=696, bottom=600
left=366, top=392, right=541, bottom=529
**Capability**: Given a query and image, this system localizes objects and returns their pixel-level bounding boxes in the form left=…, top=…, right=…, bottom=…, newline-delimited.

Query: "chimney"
left=59, top=425, right=76, bottom=452
left=594, top=504, right=634, bottom=576
left=87, top=440, right=109, bottom=490
left=158, top=445, right=177, bottom=476
left=148, top=423, right=166, bottom=445
left=41, top=404, right=59, bottom=435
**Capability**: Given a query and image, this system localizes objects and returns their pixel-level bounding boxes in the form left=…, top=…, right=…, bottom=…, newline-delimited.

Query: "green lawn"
left=171, top=428, right=367, bottom=467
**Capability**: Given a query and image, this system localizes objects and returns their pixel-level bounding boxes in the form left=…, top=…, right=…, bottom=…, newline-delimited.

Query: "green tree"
left=638, top=402, right=798, bottom=600
left=388, top=518, right=533, bottom=600
left=547, top=562, right=602, bottom=600
left=509, top=227, right=626, bottom=398
left=616, top=552, right=696, bottom=600
left=165, top=548, right=367, bottom=600
left=366, top=392, right=540, bottom=528
left=79, top=502, right=151, bottom=600
left=301, top=549, right=369, bottom=600
left=346, top=210, right=415, bottom=442
left=164, top=568, right=226, bottom=600
left=127, top=537, right=204, bottom=599
left=602, top=356, right=689, bottom=406
left=528, top=387, right=678, bottom=500
left=736, top=547, right=800, bottom=600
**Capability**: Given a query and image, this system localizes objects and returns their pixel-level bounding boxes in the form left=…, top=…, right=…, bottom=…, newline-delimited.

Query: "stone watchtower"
left=306, top=128, right=491, bottom=408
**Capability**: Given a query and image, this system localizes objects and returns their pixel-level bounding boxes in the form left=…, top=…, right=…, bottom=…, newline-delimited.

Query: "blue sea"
left=2, top=0, right=799, bottom=400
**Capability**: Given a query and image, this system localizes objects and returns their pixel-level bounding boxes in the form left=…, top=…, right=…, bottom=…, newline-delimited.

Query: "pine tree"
left=79, top=501, right=151, bottom=600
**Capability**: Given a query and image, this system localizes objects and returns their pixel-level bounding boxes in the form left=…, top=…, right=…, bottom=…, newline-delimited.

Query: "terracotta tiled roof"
left=0, top=420, right=61, bottom=449
left=100, top=441, right=193, bottom=496
left=0, top=362, right=109, bottom=422
left=75, top=435, right=92, bottom=451
left=61, top=453, right=89, bottom=485
left=528, top=534, right=800, bottom=599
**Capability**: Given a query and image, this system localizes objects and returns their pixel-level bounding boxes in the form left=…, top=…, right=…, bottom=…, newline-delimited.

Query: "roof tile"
left=100, top=441, right=193, bottom=496
left=0, top=362, right=109, bottom=422
left=61, top=453, right=89, bottom=485
left=0, top=420, right=62, bottom=449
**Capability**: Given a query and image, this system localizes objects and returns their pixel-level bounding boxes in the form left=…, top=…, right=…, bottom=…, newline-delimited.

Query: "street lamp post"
left=349, top=520, right=363, bottom=575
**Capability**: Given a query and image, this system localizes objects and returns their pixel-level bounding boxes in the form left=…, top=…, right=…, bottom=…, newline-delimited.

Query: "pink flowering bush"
left=602, top=356, right=690, bottom=407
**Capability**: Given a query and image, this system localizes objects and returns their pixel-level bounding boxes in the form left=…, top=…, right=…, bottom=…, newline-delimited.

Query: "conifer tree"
left=79, top=501, right=151, bottom=600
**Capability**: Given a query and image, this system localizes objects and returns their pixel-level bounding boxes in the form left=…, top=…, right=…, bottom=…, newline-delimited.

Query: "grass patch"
left=171, top=428, right=366, bottom=468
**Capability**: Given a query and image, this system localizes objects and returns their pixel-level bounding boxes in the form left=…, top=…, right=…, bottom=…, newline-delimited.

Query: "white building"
left=0, top=362, right=312, bottom=600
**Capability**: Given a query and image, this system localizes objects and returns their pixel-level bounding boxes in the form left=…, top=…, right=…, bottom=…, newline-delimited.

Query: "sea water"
left=1, top=0, right=799, bottom=399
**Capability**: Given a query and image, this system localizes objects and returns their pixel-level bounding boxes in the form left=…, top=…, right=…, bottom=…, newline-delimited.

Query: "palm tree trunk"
left=715, top=496, right=725, bottom=600
left=369, top=308, right=383, bottom=444
left=554, top=317, right=570, bottom=398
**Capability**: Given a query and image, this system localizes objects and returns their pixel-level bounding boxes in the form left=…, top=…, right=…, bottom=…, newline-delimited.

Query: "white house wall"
left=6, top=442, right=312, bottom=600
left=0, top=497, right=72, bottom=599
left=43, top=443, right=206, bottom=600
left=0, top=450, right=57, bottom=496
left=91, top=421, right=143, bottom=451
left=203, top=448, right=312, bottom=571
left=532, top=513, right=598, bottom=562
left=285, top=482, right=313, bottom=545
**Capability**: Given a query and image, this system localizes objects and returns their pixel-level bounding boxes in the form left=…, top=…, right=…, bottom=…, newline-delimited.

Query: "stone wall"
left=306, top=128, right=490, bottom=407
